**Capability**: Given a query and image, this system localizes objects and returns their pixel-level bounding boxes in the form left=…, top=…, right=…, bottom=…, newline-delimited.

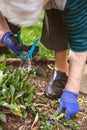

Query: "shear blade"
left=19, top=60, right=26, bottom=68
left=19, top=58, right=31, bottom=73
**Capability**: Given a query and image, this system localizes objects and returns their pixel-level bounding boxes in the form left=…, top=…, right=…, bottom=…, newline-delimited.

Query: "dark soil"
left=0, top=59, right=87, bottom=130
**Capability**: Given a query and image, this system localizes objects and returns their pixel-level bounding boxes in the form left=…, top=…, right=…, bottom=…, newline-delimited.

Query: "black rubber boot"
left=46, top=69, right=68, bottom=99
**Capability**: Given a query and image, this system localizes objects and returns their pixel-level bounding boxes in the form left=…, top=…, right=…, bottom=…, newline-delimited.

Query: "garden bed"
left=0, top=59, right=87, bottom=130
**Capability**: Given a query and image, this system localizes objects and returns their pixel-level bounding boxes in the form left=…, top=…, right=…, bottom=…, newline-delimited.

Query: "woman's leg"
left=54, top=50, right=68, bottom=74
left=45, top=50, right=68, bottom=99
left=41, top=9, right=68, bottom=99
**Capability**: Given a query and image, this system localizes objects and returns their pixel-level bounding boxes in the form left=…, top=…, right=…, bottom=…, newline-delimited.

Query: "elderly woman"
left=0, top=0, right=87, bottom=120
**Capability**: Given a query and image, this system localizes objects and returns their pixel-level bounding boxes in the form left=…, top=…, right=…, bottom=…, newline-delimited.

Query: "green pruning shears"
left=20, top=38, right=39, bottom=60
left=18, top=32, right=39, bottom=72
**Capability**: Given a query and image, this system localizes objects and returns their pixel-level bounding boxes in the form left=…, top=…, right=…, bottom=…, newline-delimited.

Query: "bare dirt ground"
left=0, top=59, right=87, bottom=130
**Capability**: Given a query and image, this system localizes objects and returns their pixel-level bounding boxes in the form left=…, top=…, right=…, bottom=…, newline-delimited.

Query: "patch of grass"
left=0, top=62, right=36, bottom=118
left=39, top=111, right=79, bottom=130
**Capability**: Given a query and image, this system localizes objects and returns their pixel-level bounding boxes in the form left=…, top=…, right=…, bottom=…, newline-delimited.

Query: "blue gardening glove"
left=1, top=32, right=39, bottom=56
left=58, top=89, right=80, bottom=120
